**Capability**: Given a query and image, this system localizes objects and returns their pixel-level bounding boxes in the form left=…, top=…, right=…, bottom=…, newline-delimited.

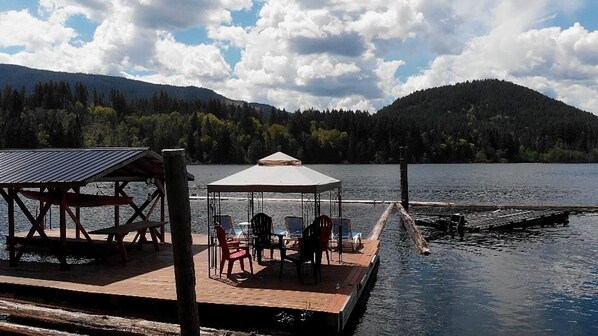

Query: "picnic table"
left=90, top=221, right=166, bottom=262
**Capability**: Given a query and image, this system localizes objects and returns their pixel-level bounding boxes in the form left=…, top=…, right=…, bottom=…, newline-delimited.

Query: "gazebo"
left=0, top=147, right=194, bottom=269
left=206, top=152, right=343, bottom=276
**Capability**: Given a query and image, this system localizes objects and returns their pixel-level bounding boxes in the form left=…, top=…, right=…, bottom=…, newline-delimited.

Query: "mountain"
left=0, top=63, right=273, bottom=111
left=377, top=79, right=598, bottom=162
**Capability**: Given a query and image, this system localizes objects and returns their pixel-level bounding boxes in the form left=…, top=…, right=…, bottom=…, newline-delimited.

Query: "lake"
left=0, top=163, right=597, bottom=335
left=186, top=164, right=597, bottom=336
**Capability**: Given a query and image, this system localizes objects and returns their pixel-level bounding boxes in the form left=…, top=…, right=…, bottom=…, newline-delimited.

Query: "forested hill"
left=0, top=63, right=271, bottom=111
left=0, top=67, right=597, bottom=163
left=377, top=79, right=598, bottom=162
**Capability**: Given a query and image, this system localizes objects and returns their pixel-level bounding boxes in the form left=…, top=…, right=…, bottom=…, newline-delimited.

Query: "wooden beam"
left=20, top=190, right=133, bottom=207
left=15, top=200, right=52, bottom=263
left=64, top=202, right=93, bottom=243
left=0, top=321, right=79, bottom=336
left=4, top=188, right=16, bottom=266
left=59, top=189, right=68, bottom=270
left=14, top=194, right=49, bottom=239
left=396, top=202, right=431, bottom=255
left=0, top=299, right=178, bottom=335
left=0, top=299, right=247, bottom=336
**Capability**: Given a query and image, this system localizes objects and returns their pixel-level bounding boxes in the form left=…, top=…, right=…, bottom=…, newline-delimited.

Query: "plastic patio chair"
left=215, top=225, right=253, bottom=278
left=279, top=221, right=322, bottom=284
left=315, top=214, right=333, bottom=264
left=250, top=213, right=284, bottom=264
left=331, top=217, right=362, bottom=252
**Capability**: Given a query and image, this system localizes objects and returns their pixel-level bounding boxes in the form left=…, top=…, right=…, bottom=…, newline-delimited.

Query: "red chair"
left=216, top=225, right=253, bottom=278
left=316, top=215, right=333, bottom=265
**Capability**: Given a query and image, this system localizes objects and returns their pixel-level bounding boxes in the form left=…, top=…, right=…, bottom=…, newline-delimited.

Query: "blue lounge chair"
left=331, top=217, right=362, bottom=251
left=214, top=214, right=244, bottom=240
left=284, top=216, right=304, bottom=240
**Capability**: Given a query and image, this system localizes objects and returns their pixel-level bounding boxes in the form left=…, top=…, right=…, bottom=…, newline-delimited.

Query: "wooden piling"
left=399, top=147, right=409, bottom=212
left=162, top=149, right=201, bottom=336
left=396, top=202, right=431, bottom=255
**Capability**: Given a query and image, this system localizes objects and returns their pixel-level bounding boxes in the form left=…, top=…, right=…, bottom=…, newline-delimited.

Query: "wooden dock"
left=464, top=209, right=569, bottom=232
left=2, top=229, right=379, bottom=334
left=415, top=209, right=569, bottom=234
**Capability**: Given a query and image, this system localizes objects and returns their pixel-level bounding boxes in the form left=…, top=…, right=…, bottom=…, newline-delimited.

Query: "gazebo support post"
left=75, top=187, right=81, bottom=239
left=59, top=188, right=69, bottom=270
left=114, top=182, right=120, bottom=226
left=1, top=188, right=17, bottom=267
left=338, top=188, right=343, bottom=262
left=207, top=191, right=212, bottom=276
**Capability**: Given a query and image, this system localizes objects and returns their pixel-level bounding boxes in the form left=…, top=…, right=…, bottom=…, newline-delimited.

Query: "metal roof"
left=0, top=148, right=194, bottom=188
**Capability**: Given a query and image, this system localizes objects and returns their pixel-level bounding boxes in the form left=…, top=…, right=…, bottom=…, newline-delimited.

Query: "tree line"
left=1, top=79, right=597, bottom=163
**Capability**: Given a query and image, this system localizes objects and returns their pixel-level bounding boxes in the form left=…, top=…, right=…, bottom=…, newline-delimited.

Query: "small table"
left=90, top=221, right=166, bottom=262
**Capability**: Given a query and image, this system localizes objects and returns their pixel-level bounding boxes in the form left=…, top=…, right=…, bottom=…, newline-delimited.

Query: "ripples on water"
left=352, top=214, right=597, bottom=336
left=0, top=164, right=596, bottom=335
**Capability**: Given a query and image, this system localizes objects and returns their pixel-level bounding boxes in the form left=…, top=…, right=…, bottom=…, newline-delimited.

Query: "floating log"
left=0, top=299, right=248, bottom=336
left=409, top=201, right=456, bottom=207
left=396, top=202, right=431, bottom=255
left=417, top=203, right=598, bottom=211
left=0, top=299, right=179, bottom=335
left=0, top=321, right=78, bottom=336
left=368, top=202, right=396, bottom=240
left=19, top=190, right=133, bottom=207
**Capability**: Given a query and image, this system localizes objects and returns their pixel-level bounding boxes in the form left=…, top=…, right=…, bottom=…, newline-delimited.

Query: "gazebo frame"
left=206, top=152, right=343, bottom=278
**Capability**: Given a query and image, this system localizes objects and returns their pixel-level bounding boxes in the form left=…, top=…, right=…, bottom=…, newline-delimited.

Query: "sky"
left=0, top=0, right=597, bottom=115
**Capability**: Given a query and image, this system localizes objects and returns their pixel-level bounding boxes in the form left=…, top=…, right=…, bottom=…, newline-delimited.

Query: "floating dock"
left=464, top=209, right=569, bottom=232
left=415, top=209, right=569, bottom=233
left=2, top=230, right=379, bottom=335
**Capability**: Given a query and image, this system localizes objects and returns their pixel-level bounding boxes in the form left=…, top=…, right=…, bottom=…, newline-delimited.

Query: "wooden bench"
left=89, top=221, right=167, bottom=262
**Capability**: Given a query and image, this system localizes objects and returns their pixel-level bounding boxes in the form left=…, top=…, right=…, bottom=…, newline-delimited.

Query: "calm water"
left=187, top=164, right=598, bottom=336
left=1, top=164, right=597, bottom=335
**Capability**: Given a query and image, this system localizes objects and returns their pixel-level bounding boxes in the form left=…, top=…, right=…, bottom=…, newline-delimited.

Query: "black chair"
left=279, top=221, right=322, bottom=284
left=250, top=213, right=284, bottom=264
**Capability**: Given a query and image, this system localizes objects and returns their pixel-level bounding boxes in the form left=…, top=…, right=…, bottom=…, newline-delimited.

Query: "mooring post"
left=162, top=149, right=201, bottom=336
left=399, top=146, right=409, bottom=212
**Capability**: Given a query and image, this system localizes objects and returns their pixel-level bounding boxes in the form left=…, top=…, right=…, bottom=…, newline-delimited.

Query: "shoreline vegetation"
left=1, top=79, right=597, bottom=164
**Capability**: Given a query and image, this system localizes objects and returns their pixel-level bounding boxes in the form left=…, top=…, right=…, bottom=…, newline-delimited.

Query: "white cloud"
left=0, top=10, right=75, bottom=51
left=154, top=34, right=231, bottom=80
left=349, top=1, right=425, bottom=40
left=399, top=20, right=598, bottom=113
left=1, top=0, right=597, bottom=115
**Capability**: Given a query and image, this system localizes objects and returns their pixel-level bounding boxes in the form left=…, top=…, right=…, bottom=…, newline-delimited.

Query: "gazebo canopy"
left=207, top=152, right=341, bottom=194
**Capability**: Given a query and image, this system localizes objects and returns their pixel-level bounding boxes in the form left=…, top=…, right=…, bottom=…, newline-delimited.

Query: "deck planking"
left=2, top=229, right=379, bottom=334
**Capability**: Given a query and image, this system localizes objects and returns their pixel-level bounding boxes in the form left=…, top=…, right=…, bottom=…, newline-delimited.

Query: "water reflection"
left=0, top=164, right=597, bottom=335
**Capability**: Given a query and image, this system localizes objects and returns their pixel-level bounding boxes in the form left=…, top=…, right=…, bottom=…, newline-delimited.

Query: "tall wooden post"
left=59, top=189, right=69, bottom=271
left=399, top=146, right=409, bottom=212
left=162, top=149, right=201, bottom=336
left=7, top=188, right=16, bottom=267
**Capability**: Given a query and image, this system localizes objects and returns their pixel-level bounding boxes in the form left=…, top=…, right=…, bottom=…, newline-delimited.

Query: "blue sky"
left=0, top=1, right=597, bottom=114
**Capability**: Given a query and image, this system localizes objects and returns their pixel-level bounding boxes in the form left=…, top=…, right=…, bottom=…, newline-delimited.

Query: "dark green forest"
left=1, top=79, right=597, bottom=163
